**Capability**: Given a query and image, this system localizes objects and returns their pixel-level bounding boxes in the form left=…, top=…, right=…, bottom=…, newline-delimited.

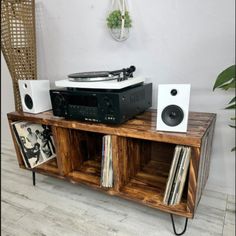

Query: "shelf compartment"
left=7, top=110, right=217, bottom=219
left=34, top=158, right=60, bottom=176
left=52, top=126, right=104, bottom=187
left=67, top=159, right=102, bottom=187
left=119, top=159, right=190, bottom=217
left=114, top=137, right=190, bottom=217
left=67, top=170, right=100, bottom=187
left=129, top=159, right=171, bottom=194
left=120, top=180, right=190, bottom=217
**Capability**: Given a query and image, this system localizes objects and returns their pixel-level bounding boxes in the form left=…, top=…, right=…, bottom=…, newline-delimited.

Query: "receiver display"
left=69, top=95, right=97, bottom=107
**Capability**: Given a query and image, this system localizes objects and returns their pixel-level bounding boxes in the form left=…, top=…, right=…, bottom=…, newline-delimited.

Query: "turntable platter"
left=55, top=77, right=145, bottom=90
left=68, top=65, right=136, bottom=82
left=68, top=75, right=118, bottom=82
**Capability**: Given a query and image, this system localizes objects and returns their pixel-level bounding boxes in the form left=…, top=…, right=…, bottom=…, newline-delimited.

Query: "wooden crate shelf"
left=7, top=109, right=216, bottom=220
left=34, top=158, right=61, bottom=177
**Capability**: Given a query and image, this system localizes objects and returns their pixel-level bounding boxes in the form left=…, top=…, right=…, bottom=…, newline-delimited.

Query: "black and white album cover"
left=12, top=121, right=56, bottom=169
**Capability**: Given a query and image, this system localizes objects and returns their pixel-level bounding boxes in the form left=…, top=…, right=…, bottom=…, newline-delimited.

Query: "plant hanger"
left=107, top=0, right=132, bottom=41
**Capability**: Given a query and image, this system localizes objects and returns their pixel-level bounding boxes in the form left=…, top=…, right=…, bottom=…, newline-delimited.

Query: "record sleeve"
left=12, top=121, right=56, bottom=169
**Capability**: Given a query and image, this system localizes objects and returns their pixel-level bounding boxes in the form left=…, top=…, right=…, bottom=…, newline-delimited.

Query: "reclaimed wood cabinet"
left=7, top=110, right=216, bottom=234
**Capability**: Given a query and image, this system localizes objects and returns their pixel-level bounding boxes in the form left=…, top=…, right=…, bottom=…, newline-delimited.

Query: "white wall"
left=1, top=0, right=235, bottom=194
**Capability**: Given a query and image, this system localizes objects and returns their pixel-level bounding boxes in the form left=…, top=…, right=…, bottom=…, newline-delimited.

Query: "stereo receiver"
left=50, top=83, right=152, bottom=124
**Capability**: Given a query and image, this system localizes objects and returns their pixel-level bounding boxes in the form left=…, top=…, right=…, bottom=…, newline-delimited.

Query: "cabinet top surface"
left=7, top=110, right=216, bottom=147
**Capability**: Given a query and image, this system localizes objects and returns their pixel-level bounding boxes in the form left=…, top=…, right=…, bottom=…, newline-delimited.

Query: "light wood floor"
left=1, top=143, right=235, bottom=236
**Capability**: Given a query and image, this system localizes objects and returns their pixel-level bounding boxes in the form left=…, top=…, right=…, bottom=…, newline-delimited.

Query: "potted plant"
left=213, top=64, right=236, bottom=151
left=106, top=9, right=132, bottom=41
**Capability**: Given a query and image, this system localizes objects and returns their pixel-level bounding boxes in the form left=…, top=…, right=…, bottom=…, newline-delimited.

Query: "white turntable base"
left=55, top=77, right=145, bottom=90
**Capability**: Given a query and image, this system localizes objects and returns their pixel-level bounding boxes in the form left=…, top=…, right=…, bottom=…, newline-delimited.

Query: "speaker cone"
left=51, top=93, right=66, bottom=116
left=161, top=105, right=184, bottom=127
left=24, top=94, right=33, bottom=109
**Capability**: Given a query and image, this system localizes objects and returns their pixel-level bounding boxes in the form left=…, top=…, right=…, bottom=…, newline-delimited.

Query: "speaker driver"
left=161, top=105, right=184, bottom=127
left=51, top=93, right=66, bottom=116
left=24, top=94, right=33, bottom=110
left=53, top=93, right=65, bottom=107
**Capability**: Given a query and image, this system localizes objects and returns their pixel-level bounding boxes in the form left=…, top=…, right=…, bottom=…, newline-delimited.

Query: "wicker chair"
left=1, top=0, right=37, bottom=111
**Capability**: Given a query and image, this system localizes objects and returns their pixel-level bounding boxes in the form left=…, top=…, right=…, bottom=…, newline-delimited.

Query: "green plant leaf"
left=229, top=125, right=236, bottom=128
left=228, top=97, right=236, bottom=104
left=218, top=79, right=236, bottom=90
left=231, top=147, right=236, bottom=152
left=107, top=10, right=132, bottom=29
left=225, top=103, right=236, bottom=109
left=231, top=117, right=236, bottom=120
left=213, top=65, right=236, bottom=90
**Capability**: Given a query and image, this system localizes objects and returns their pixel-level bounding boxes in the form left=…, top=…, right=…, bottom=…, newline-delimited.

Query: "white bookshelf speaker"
left=18, top=80, right=52, bottom=113
left=156, top=84, right=191, bottom=133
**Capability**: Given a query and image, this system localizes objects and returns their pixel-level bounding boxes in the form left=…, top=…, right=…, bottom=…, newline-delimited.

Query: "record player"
left=50, top=66, right=152, bottom=124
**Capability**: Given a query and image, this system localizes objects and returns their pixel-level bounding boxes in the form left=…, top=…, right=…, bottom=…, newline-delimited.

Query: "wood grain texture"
left=51, top=126, right=76, bottom=176
left=203, top=119, right=216, bottom=187
left=195, top=118, right=216, bottom=211
left=34, top=159, right=61, bottom=177
left=7, top=110, right=216, bottom=147
left=187, top=147, right=200, bottom=215
left=7, top=110, right=216, bottom=219
left=112, top=136, right=129, bottom=192
left=186, top=115, right=217, bottom=217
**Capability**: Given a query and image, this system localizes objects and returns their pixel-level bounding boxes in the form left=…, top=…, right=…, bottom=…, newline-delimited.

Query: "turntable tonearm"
left=55, top=65, right=145, bottom=90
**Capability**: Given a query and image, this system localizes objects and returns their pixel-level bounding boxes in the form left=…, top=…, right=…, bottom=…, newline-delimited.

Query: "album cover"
left=12, top=121, right=56, bottom=169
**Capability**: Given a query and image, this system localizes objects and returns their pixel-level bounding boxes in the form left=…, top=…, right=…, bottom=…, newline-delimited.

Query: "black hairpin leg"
left=170, top=214, right=188, bottom=235
left=32, top=171, right=36, bottom=186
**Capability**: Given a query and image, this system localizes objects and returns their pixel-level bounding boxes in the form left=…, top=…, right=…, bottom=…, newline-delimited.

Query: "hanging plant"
left=106, top=0, right=132, bottom=41
left=107, top=10, right=132, bottom=29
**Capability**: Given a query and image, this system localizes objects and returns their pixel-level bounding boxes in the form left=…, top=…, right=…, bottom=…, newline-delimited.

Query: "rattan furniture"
left=1, top=0, right=37, bottom=111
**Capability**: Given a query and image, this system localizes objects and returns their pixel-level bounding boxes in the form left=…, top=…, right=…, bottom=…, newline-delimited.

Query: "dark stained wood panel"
left=120, top=182, right=191, bottom=218
left=7, top=110, right=216, bottom=147
left=67, top=171, right=100, bottom=187
left=112, top=136, right=130, bottom=192
left=186, top=147, right=200, bottom=214
left=35, top=158, right=60, bottom=176
left=77, top=160, right=101, bottom=177
left=52, top=126, right=78, bottom=175
left=7, top=109, right=216, bottom=219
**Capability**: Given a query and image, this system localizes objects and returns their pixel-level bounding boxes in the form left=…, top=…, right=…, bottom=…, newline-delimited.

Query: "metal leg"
left=32, top=171, right=36, bottom=186
left=170, top=214, right=188, bottom=236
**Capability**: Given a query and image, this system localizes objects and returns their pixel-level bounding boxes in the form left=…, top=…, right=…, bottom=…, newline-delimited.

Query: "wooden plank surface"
left=187, top=147, right=201, bottom=214
left=120, top=182, right=191, bottom=218
left=6, top=109, right=216, bottom=219
left=7, top=110, right=216, bottom=147
left=52, top=126, right=77, bottom=176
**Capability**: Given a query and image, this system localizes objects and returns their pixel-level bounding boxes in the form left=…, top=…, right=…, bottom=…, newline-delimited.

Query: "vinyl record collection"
left=163, top=145, right=191, bottom=205
left=101, top=135, right=113, bottom=187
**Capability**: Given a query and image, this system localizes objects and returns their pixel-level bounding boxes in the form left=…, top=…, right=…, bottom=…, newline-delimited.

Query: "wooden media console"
left=7, top=110, right=216, bottom=235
